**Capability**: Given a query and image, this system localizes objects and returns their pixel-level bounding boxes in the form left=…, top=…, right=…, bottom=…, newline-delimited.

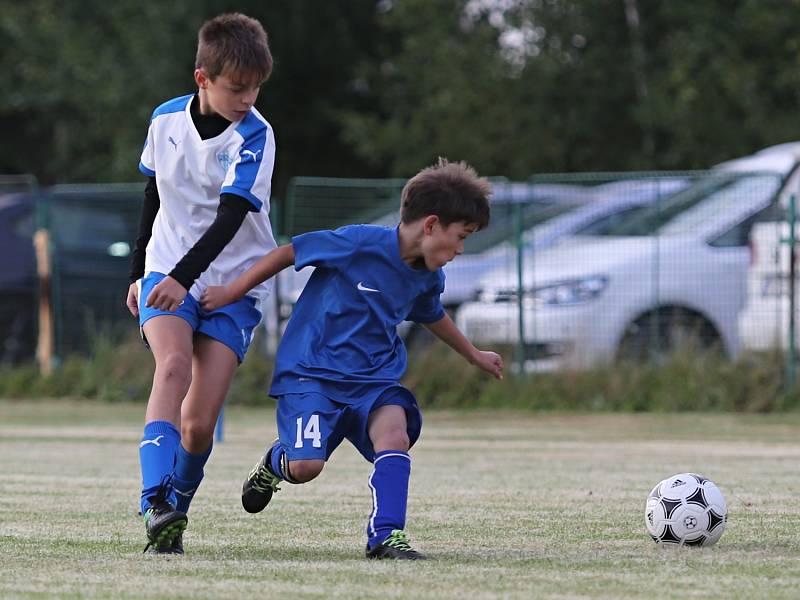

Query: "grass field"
left=2, top=400, right=800, bottom=599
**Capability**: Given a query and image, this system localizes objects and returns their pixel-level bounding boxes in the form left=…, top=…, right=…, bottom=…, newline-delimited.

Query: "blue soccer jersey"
left=269, top=225, right=446, bottom=403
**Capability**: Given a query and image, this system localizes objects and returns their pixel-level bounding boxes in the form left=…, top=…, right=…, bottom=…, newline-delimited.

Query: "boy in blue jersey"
left=201, top=159, right=504, bottom=560
left=126, top=13, right=278, bottom=555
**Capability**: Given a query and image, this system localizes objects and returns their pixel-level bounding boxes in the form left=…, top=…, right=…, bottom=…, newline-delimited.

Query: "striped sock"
left=366, top=450, right=411, bottom=549
left=268, top=440, right=300, bottom=484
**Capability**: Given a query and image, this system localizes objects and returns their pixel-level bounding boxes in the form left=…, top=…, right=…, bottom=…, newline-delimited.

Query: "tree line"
left=2, top=0, right=800, bottom=199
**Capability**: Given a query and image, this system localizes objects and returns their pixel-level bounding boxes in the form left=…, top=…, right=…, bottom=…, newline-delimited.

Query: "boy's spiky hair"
left=400, top=158, right=491, bottom=229
left=196, top=13, right=272, bottom=84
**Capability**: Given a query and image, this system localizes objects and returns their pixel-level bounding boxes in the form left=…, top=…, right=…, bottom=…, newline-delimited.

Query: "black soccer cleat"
left=366, top=530, right=427, bottom=560
left=241, top=445, right=282, bottom=514
left=142, top=498, right=187, bottom=553
left=147, top=533, right=184, bottom=556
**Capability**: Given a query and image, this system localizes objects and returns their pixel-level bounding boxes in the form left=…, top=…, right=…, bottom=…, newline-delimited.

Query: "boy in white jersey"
left=202, top=159, right=504, bottom=559
left=125, top=13, right=277, bottom=555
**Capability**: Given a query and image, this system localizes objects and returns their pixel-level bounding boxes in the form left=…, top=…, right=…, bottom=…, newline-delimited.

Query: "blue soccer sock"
left=267, top=440, right=302, bottom=484
left=366, top=450, right=411, bottom=549
left=139, top=420, right=181, bottom=515
left=172, top=442, right=213, bottom=513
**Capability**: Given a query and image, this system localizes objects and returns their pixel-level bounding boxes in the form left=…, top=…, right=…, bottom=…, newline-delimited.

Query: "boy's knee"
left=373, top=428, right=410, bottom=453
left=287, top=459, right=325, bottom=483
left=180, top=419, right=214, bottom=452
left=156, top=352, right=192, bottom=389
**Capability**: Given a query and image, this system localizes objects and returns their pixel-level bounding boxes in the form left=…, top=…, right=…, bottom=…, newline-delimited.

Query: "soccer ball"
left=645, top=473, right=727, bottom=546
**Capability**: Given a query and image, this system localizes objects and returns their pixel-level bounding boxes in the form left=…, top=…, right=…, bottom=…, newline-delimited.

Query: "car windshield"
left=574, top=172, right=783, bottom=237
left=464, top=200, right=581, bottom=254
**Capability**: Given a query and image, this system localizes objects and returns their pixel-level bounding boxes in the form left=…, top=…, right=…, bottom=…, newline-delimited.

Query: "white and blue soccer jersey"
left=138, top=94, right=277, bottom=310
left=270, top=225, right=447, bottom=403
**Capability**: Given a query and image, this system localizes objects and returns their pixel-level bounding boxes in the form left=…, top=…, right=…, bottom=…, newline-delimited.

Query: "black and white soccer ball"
left=645, top=473, right=727, bottom=546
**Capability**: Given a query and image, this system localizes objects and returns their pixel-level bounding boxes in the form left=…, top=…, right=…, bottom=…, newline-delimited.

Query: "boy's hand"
left=473, top=350, right=504, bottom=380
left=201, top=285, right=234, bottom=310
left=126, top=282, right=139, bottom=317
left=145, top=276, right=187, bottom=312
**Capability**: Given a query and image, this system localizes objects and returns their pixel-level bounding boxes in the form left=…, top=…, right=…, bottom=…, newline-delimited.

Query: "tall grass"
left=0, top=332, right=797, bottom=411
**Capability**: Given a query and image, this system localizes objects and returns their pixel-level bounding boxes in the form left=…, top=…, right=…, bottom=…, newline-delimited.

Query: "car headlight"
left=531, top=276, right=608, bottom=306
left=480, top=276, right=608, bottom=305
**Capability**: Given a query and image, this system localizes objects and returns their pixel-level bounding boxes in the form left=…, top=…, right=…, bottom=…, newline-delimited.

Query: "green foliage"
left=4, top=1, right=800, bottom=188
left=0, top=331, right=273, bottom=405
left=343, top=0, right=800, bottom=176
left=0, top=0, right=385, bottom=198
left=1, top=332, right=796, bottom=412
left=405, top=342, right=798, bottom=412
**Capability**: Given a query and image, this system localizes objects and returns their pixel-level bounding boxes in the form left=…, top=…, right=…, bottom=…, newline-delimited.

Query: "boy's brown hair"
left=400, top=158, right=491, bottom=229
left=196, top=13, right=272, bottom=84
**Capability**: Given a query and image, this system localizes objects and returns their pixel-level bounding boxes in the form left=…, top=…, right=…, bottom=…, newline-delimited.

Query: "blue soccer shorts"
left=276, top=387, right=423, bottom=462
left=138, top=271, right=261, bottom=363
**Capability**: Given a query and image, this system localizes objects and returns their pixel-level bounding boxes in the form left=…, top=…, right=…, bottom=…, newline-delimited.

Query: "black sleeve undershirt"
left=128, top=177, right=255, bottom=289
left=168, top=194, right=253, bottom=290
left=128, top=176, right=160, bottom=283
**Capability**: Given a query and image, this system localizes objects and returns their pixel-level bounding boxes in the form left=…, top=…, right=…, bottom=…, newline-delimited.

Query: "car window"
left=709, top=212, right=760, bottom=247
left=463, top=200, right=581, bottom=254
left=571, top=206, right=653, bottom=236
left=576, top=173, right=781, bottom=237
left=661, top=175, right=780, bottom=235
left=49, top=204, right=133, bottom=256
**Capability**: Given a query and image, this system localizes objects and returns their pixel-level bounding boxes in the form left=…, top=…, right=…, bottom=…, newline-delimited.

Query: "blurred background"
left=4, top=0, right=800, bottom=410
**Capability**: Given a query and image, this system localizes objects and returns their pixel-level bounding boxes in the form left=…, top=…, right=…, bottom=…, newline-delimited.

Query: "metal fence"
left=455, top=169, right=795, bottom=373
left=2, top=169, right=798, bottom=378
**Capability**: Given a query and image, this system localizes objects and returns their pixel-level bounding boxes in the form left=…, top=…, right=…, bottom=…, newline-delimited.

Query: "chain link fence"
left=456, top=167, right=796, bottom=374
left=2, top=166, right=799, bottom=381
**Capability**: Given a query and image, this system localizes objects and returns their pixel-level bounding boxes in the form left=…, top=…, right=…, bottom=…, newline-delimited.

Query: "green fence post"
left=514, top=199, right=526, bottom=374
left=785, top=193, right=797, bottom=391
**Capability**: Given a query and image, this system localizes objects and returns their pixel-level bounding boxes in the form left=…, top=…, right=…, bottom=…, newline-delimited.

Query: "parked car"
left=737, top=146, right=800, bottom=350
left=0, top=185, right=144, bottom=363
left=0, top=193, right=37, bottom=364
left=455, top=144, right=800, bottom=371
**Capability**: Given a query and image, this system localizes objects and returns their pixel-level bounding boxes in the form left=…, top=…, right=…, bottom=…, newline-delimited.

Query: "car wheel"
left=617, top=306, right=722, bottom=363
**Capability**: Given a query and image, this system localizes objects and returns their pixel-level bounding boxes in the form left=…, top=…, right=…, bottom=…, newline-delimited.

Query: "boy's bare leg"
left=169, top=334, right=237, bottom=524
left=143, top=315, right=194, bottom=425
left=181, top=335, right=238, bottom=452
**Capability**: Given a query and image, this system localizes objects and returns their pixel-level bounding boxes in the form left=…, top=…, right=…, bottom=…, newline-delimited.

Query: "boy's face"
left=420, top=218, right=478, bottom=271
left=195, top=68, right=262, bottom=122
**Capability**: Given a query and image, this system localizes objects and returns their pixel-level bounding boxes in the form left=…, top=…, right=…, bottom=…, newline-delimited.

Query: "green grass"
left=2, top=400, right=800, bottom=598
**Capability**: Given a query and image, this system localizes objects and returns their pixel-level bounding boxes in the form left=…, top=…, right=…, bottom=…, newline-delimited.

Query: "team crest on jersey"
left=217, top=151, right=234, bottom=171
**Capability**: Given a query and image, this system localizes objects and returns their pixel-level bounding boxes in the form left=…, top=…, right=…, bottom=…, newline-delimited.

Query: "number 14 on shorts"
left=295, top=415, right=322, bottom=448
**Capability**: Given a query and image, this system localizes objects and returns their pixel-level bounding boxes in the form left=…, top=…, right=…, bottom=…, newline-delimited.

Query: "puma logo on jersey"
left=241, top=149, right=262, bottom=162
left=139, top=435, right=164, bottom=448
left=168, top=136, right=180, bottom=151
left=357, top=281, right=380, bottom=293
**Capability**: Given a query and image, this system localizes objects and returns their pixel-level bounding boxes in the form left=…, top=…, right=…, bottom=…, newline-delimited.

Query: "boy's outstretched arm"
left=201, top=243, right=295, bottom=309
left=423, top=314, right=503, bottom=379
